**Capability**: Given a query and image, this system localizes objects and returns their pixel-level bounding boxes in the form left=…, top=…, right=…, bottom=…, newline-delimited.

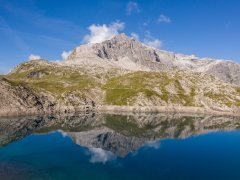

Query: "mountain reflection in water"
left=1, top=113, right=240, bottom=159
left=1, top=113, right=240, bottom=180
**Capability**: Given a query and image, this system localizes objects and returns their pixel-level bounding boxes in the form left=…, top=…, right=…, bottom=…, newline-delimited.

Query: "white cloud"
left=144, top=39, right=162, bottom=49
left=130, top=32, right=139, bottom=40
left=28, top=54, right=41, bottom=60
left=126, top=1, right=140, bottom=15
left=143, top=31, right=162, bottom=49
left=158, top=14, right=172, bottom=24
left=61, top=50, right=72, bottom=60
left=130, top=31, right=162, bottom=49
left=83, top=21, right=125, bottom=44
left=88, top=148, right=116, bottom=164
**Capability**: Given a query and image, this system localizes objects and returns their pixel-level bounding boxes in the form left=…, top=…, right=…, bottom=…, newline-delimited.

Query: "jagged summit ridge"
left=64, top=33, right=240, bottom=85
left=65, top=33, right=175, bottom=71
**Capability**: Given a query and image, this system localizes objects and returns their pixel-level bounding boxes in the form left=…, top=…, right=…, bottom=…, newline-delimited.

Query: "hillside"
left=0, top=34, right=240, bottom=116
left=0, top=60, right=239, bottom=116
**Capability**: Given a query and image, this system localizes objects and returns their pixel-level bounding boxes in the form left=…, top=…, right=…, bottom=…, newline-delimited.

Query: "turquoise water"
left=1, top=114, right=240, bottom=180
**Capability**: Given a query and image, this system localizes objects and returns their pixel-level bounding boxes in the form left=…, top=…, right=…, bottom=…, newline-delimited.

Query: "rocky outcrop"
left=0, top=77, right=55, bottom=116
left=66, top=33, right=240, bottom=85
left=203, top=60, right=240, bottom=85
left=66, top=34, right=174, bottom=71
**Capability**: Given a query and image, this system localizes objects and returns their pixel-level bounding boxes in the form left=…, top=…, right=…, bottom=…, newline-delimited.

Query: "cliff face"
left=66, top=34, right=171, bottom=71
left=1, top=34, right=240, bottom=115
left=203, top=61, right=240, bottom=85
left=0, top=77, right=54, bottom=115
left=66, top=33, right=240, bottom=85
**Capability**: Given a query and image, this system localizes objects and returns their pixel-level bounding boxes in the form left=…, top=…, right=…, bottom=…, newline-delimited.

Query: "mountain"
left=65, top=33, right=240, bottom=85
left=0, top=34, right=240, bottom=116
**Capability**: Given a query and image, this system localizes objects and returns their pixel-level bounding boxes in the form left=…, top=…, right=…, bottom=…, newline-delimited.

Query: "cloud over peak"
left=28, top=54, right=41, bottom=60
left=83, top=21, right=125, bottom=44
left=61, top=50, right=72, bottom=60
left=130, top=32, right=140, bottom=40
left=130, top=31, right=162, bottom=49
left=144, top=39, right=162, bottom=49
left=143, top=31, right=162, bottom=49
left=82, top=22, right=162, bottom=49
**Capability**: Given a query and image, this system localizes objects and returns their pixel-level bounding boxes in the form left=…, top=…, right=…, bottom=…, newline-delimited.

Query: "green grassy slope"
left=4, top=60, right=240, bottom=109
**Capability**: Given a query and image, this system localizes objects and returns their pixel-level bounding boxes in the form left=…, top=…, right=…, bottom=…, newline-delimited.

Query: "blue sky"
left=0, top=0, right=240, bottom=74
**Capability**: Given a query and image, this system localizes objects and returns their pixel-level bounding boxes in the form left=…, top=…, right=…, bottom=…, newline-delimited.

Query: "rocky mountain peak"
left=111, top=33, right=133, bottom=42
left=64, top=34, right=240, bottom=85
left=65, top=33, right=168, bottom=71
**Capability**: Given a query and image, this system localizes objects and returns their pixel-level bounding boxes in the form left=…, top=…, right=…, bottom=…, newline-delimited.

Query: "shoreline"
left=98, top=105, right=240, bottom=117
left=0, top=105, right=239, bottom=118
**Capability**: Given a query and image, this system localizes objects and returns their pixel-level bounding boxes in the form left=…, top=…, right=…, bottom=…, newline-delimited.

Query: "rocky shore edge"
left=0, top=105, right=239, bottom=117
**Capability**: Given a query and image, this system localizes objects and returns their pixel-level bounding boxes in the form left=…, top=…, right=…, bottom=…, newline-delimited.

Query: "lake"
left=0, top=113, right=240, bottom=180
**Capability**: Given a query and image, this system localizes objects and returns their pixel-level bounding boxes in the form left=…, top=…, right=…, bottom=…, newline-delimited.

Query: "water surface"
left=0, top=113, right=240, bottom=180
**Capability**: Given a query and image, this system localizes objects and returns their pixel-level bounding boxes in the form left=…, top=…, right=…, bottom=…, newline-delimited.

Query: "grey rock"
left=204, top=61, right=240, bottom=85
left=27, top=71, right=46, bottom=78
left=66, top=33, right=240, bottom=85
